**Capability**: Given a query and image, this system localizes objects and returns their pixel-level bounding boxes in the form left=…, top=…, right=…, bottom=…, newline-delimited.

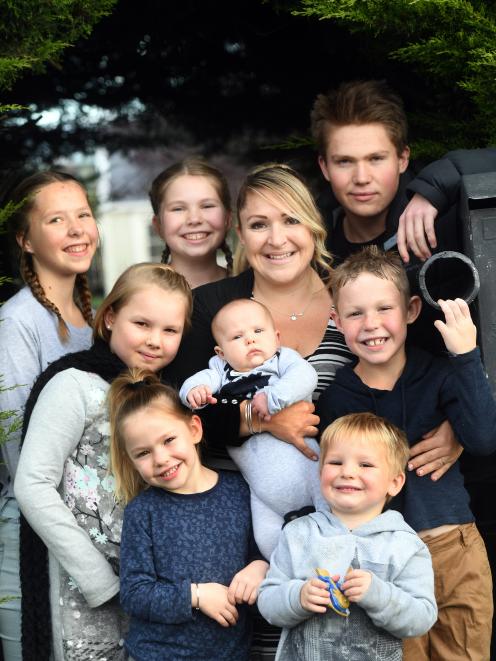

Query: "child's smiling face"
left=153, top=174, right=229, bottom=261
left=334, top=272, right=419, bottom=375
left=320, top=433, right=405, bottom=527
left=105, top=286, right=187, bottom=372
left=123, top=402, right=204, bottom=494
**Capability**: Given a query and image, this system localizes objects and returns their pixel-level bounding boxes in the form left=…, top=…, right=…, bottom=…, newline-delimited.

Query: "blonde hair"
left=330, top=246, right=410, bottom=309
left=93, top=262, right=192, bottom=343
left=149, top=156, right=233, bottom=274
left=320, top=412, right=410, bottom=479
left=8, top=170, right=94, bottom=341
left=108, top=368, right=196, bottom=503
left=234, top=163, right=332, bottom=281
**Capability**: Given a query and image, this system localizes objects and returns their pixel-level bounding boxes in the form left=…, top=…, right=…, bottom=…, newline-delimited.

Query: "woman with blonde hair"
left=170, top=163, right=351, bottom=462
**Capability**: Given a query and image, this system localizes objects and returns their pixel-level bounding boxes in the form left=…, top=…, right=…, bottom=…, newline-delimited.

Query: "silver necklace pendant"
left=290, top=312, right=302, bottom=321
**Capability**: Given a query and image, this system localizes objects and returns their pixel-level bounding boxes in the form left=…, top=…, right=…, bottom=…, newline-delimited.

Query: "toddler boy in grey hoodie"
left=258, top=412, right=436, bottom=661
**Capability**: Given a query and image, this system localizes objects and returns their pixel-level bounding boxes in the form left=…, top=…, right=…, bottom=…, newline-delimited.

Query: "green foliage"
left=0, top=0, right=117, bottom=92
left=296, top=0, right=496, bottom=148
left=0, top=199, right=21, bottom=233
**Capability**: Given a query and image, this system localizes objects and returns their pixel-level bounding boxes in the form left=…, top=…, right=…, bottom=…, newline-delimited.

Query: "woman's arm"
left=14, top=371, right=119, bottom=608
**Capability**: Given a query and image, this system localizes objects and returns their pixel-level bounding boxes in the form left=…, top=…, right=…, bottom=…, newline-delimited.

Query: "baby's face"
left=214, top=302, right=279, bottom=372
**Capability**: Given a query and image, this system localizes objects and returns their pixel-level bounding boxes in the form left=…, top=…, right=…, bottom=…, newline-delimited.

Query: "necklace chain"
left=252, top=292, right=316, bottom=321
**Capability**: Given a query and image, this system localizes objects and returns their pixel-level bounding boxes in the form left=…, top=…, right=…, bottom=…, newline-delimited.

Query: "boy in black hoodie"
left=317, top=246, right=496, bottom=661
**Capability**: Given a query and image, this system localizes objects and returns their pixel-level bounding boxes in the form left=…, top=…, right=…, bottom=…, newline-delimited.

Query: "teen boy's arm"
left=398, top=147, right=496, bottom=261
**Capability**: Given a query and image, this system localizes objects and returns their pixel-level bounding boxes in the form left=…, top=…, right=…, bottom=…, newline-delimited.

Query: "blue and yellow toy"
left=315, top=567, right=350, bottom=617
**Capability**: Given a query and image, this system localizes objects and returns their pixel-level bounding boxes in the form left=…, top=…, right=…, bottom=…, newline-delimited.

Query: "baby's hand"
left=197, top=582, right=238, bottom=627
left=341, top=569, right=372, bottom=603
left=300, top=578, right=331, bottom=613
left=251, top=392, right=270, bottom=421
left=228, top=560, right=268, bottom=606
left=187, top=385, right=217, bottom=409
left=434, top=298, right=477, bottom=355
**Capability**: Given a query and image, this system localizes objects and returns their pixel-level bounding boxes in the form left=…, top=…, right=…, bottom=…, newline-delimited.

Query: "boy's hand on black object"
left=397, top=193, right=439, bottom=263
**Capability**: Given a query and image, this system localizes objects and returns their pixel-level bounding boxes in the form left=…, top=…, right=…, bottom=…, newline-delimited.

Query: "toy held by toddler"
left=180, top=298, right=326, bottom=559
left=258, top=412, right=437, bottom=661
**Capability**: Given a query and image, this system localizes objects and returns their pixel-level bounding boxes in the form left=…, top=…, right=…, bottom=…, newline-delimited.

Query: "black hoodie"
left=316, top=346, right=496, bottom=532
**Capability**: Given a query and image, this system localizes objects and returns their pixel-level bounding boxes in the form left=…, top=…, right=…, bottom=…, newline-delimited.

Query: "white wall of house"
left=99, top=199, right=160, bottom=294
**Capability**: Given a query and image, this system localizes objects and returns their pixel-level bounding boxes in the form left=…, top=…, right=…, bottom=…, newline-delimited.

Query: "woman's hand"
left=408, top=419, right=463, bottom=481
left=263, top=401, right=320, bottom=460
left=228, top=560, right=268, bottom=605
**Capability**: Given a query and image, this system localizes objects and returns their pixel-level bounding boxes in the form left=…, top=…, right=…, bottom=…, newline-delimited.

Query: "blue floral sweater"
left=120, top=471, right=257, bottom=661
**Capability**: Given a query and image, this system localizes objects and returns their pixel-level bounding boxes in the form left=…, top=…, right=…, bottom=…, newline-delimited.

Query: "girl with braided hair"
left=149, top=156, right=233, bottom=288
left=0, top=170, right=97, bottom=660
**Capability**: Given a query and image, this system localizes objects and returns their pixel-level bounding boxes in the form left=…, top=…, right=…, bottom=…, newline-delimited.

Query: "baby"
left=180, top=298, right=326, bottom=558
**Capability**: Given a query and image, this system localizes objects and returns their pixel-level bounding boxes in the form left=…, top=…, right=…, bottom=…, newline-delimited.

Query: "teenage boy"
left=310, top=80, right=462, bottom=264
left=258, top=412, right=437, bottom=661
left=317, top=247, right=495, bottom=660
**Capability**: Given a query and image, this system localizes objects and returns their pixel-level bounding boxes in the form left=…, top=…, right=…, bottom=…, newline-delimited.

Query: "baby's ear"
left=214, top=345, right=224, bottom=358
left=407, top=295, right=422, bottom=325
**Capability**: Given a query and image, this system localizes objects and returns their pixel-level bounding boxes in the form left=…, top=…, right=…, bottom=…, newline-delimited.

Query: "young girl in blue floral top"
left=15, top=262, right=192, bottom=661
left=108, top=369, right=267, bottom=661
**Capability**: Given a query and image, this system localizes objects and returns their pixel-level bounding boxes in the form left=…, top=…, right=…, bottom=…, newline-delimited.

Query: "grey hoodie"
left=258, top=509, right=436, bottom=661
